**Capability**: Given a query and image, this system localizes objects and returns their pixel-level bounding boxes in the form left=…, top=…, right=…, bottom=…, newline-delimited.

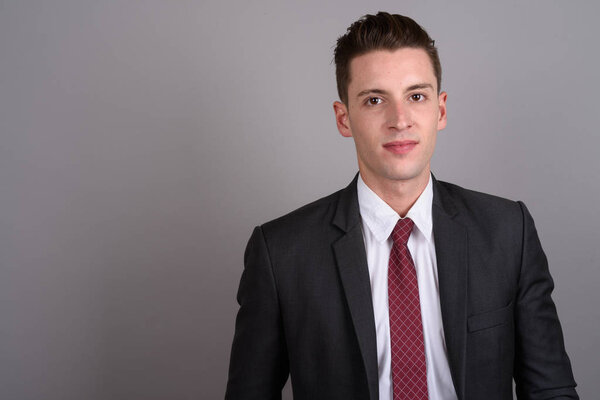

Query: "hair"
left=334, top=12, right=442, bottom=104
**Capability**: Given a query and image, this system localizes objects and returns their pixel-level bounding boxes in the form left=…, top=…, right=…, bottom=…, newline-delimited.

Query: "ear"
left=333, top=101, right=352, bottom=137
left=437, top=91, right=448, bottom=130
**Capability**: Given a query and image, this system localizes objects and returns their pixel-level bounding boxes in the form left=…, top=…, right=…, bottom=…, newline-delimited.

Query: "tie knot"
left=391, top=218, right=414, bottom=245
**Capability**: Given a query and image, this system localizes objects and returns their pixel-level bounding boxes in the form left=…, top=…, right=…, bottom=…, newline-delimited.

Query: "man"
left=225, top=12, right=577, bottom=400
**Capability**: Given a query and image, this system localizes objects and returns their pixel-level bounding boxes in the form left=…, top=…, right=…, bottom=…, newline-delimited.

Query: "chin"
left=383, top=167, right=428, bottom=183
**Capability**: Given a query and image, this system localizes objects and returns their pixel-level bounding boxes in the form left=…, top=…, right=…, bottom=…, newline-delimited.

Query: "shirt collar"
left=357, top=173, right=434, bottom=243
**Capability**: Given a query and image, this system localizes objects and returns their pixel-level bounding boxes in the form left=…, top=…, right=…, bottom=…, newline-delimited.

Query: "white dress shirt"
left=357, top=174, right=457, bottom=400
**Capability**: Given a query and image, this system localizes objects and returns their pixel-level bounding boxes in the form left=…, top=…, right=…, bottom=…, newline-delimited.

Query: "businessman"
left=225, top=12, right=577, bottom=399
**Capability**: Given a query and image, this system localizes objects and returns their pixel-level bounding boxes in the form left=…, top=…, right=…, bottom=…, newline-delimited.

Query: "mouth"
left=383, top=140, right=418, bottom=155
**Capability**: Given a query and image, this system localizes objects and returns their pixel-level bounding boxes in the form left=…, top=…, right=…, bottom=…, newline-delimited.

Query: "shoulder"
left=434, top=179, right=528, bottom=233
left=435, top=179, right=521, bottom=212
left=242, top=184, right=352, bottom=267
left=252, top=179, right=356, bottom=255
left=261, top=189, right=342, bottom=233
left=258, top=174, right=359, bottom=235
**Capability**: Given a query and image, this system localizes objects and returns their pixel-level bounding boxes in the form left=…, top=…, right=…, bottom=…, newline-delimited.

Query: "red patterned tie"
left=388, top=218, right=428, bottom=399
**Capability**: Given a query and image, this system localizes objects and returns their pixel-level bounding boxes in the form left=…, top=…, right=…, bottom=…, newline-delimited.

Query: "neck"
left=360, top=171, right=430, bottom=217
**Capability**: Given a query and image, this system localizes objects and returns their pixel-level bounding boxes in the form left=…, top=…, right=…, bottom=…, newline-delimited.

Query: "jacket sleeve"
left=225, top=226, right=289, bottom=400
left=513, top=202, right=578, bottom=399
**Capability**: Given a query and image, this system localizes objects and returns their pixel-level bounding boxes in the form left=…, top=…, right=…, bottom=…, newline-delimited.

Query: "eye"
left=367, top=97, right=383, bottom=105
left=409, top=93, right=425, bottom=102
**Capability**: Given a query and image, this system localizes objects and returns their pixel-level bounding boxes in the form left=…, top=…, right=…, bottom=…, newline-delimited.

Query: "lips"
left=383, top=140, right=418, bottom=155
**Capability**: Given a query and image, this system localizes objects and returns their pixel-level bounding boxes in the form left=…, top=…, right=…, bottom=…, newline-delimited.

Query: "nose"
left=387, top=101, right=412, bottom=131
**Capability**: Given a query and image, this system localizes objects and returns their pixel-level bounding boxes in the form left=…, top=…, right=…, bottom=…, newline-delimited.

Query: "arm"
left=513, top=202, right=578, bottom=399
left=225, top=226, right=289, bottom=400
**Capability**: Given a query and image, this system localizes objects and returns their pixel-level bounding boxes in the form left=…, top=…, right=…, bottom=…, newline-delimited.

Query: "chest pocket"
left=467, top=302, right=513, bottom=333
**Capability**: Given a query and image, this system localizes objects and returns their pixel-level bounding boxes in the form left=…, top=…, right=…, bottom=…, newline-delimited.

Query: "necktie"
left=388, top=218, right=428, bottom=399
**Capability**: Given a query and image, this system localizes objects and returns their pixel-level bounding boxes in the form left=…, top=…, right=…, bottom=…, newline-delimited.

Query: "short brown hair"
left=334, top=12, right=441, bottom=104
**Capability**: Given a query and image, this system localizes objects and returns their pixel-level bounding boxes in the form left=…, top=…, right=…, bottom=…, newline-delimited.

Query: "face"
left=334, top=48, right=447, bottom=190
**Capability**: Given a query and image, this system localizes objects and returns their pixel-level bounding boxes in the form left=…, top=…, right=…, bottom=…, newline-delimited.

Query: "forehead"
left=347, top=48, right=437, bottom=94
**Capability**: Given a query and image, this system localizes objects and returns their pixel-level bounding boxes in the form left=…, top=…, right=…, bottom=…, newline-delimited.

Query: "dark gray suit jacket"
left=225, top=175, right=577, bottom=399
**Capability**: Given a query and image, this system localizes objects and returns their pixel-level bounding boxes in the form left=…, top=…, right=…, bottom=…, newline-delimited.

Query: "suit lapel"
left=432, top=178, right=468, bottom=400
left=332, top=175, right=379, bottom=400
left=330, top=176, right=469, bottom=400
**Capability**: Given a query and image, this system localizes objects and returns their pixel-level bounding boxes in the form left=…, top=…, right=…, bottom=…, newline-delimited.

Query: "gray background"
left=1, top=1, right=598, bottom=399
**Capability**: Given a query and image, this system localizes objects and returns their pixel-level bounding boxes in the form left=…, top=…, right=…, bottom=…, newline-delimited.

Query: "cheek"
left=355, top=118, right=384, bottom=139
left=353, top=133, right=380, bottom=162
left=424, top=133, right=438, bottom=155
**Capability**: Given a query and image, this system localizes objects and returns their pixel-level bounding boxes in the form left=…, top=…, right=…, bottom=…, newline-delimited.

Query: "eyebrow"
left=355, top=83, right=435, bottom=99
left=356, top=88, right=388, bottom=98
left=406, top=83, right=434, bottom=92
